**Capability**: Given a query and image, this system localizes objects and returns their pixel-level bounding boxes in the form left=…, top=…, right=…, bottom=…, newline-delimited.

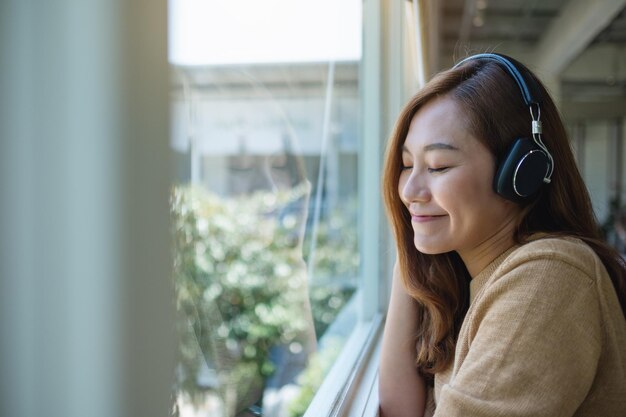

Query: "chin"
left=412, top=237, right=450, bottom=255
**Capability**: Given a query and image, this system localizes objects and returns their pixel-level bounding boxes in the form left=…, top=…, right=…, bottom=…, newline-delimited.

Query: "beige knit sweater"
left=425, top=236, right=626, bottom=416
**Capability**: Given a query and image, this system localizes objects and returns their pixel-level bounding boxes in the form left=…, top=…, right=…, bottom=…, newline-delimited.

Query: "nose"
left=400, top=170, right=431, bottom=204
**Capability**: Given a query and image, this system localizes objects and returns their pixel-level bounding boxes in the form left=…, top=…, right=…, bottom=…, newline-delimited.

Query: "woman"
left=379, top=53, right=626, bottom=417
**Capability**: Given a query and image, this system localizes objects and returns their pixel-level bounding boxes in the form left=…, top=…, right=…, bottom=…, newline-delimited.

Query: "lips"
left=410, top=213, right=446, bottom=223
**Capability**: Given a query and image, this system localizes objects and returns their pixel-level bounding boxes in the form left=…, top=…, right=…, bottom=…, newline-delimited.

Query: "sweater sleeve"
left=434, top=255, right=602, bottom=417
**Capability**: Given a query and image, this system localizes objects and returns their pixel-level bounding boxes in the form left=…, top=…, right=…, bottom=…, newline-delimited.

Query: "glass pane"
left=168, top=1, right=362, bottom=416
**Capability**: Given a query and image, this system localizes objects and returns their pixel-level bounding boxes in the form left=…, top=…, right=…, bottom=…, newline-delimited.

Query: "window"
left=168, top=1, right=369, bottom=416
left=0, top=1, right=421, bottom=416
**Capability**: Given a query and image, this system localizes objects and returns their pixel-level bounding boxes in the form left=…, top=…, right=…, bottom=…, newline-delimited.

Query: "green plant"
left=305, top=199, right=360, bottom=280
left=305, top=199, right=359, bottom=337
left=171, top=183, right=311, bottom=415
left=171, top=183, right=361, bottom=417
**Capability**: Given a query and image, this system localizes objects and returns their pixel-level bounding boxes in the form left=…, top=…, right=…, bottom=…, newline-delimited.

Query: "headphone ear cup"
left=494, top=137, right=550, bottom=202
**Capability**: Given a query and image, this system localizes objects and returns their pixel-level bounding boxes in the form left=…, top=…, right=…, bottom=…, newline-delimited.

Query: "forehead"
left=403, top=96, right=476, bottom=152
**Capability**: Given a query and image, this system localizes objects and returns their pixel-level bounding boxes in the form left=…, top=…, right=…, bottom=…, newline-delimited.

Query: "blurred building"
left=170, top=62, right=359, bottom=215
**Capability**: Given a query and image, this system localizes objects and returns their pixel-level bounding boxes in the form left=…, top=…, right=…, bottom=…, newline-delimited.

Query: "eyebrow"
left=402, top=142, right=460, bottom=153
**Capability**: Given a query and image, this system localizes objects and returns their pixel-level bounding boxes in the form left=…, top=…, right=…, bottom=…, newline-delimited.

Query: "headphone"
left=453, top=53, right=554, bottom=202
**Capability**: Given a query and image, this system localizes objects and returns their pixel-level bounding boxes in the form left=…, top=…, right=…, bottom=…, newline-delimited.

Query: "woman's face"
left=398, top=95, right=520, bottom=257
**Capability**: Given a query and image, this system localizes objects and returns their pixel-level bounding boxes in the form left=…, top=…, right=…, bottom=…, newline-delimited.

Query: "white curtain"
left=0, top=1, right=174, bottom=417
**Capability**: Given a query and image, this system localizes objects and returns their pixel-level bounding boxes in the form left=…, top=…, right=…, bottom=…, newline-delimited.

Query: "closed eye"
left=427, top=166, right=450, bottom=173
left=401, top=164, right=413, bottom=171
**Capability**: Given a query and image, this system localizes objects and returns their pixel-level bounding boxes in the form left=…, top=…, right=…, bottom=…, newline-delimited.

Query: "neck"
left=458, top=215, right=519, bottom=278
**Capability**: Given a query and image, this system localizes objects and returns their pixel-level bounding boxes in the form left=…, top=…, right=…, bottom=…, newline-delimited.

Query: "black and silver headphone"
left=453, top=53, right=554, bottom=202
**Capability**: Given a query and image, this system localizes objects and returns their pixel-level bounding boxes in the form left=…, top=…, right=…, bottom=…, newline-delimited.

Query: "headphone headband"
left=453, top=53, right=542, bottom=107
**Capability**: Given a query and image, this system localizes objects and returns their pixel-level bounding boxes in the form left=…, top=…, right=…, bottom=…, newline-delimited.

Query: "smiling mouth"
left=411, top=214, right=446, bottom=223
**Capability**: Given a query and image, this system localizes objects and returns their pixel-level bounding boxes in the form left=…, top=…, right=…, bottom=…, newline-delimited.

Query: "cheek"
left=398, top=172, right=408, bottom=198
left=437, top=170, right=493, bottom=217
left=461, top=179, right=508, bottom=223
left=460, top=161, right=496, bottom=197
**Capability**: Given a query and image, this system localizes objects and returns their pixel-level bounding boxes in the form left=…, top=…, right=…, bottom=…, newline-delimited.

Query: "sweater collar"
left=468, top=232, right=547, bottom=303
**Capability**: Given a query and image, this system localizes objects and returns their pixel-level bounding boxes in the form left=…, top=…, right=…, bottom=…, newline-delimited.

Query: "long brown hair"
left=382, top=57, right=626, bottom=380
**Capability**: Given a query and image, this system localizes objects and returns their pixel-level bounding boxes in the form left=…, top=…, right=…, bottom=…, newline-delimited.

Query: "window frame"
left=301, top=0, right=425, bottom=415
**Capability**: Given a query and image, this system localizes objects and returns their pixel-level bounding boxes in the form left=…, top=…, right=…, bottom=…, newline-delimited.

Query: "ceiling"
left=172, top=0, right=626, bottom=120
left=438, top=0, right=626, bottom=119
left=440, top=0, right=569, bottom=60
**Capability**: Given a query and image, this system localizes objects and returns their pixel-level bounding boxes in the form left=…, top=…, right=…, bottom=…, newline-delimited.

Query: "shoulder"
left=470, top=235, right=603, bottom=319
left=497, top=235, right=599, bottom=285
left=468, top=235, right=604, bottom=345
